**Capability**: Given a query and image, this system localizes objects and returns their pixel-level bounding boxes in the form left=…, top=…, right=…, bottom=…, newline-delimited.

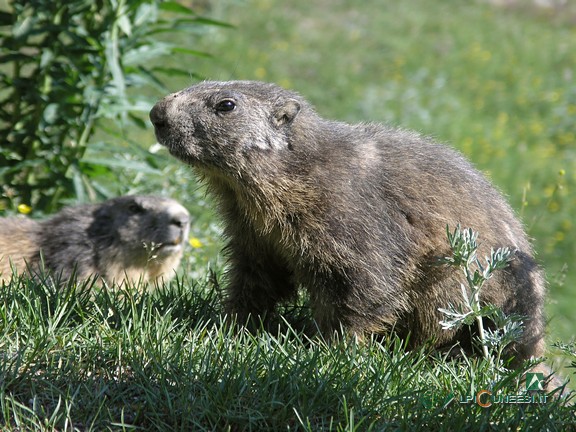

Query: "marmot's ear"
left=272, top=99, right=301, bottom=128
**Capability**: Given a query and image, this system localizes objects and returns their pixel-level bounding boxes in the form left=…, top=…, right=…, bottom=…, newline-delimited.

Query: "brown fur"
left=150, top=80, right=546, bottom=367
left=0, top=195, right=190, bottom=285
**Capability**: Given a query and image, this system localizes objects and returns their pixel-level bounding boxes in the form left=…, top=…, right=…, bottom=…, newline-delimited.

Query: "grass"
left=1, top=274, right=574, bottom=431
left=2, top=0, right=576, bottom=429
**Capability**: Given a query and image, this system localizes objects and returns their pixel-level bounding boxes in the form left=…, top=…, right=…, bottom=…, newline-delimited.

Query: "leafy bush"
left=0, top=0, right=228, bottom=214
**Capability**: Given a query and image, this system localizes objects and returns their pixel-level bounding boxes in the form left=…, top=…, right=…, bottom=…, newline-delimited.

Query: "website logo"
left=458, top=373, right=547, bottom=408
left=525, top=373, right=544, bottom=391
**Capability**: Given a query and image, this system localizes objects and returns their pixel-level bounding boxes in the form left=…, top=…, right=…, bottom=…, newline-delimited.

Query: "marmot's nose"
left=163, top=205, right=190, bottom=245
left=167, top=203, right=191, bottom=233
left=150, top=100, right=169, bottom=130
left=170, top=211, right=190, bottom=230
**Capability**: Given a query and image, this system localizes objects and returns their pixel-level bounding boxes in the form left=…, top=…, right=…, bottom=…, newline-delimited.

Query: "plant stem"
left=474, top=290, right=490, bottom=361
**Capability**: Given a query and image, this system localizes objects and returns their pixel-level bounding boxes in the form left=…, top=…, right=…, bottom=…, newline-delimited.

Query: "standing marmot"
left=150, top=80, right=545, bottom=364
left=0, top=195, right=190, bottom=285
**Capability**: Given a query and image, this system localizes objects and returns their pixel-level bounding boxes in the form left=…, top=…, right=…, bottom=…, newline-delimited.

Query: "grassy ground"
left=2, top=0, right=576, bottom=429
left=0, top=275, right=574, bottom=430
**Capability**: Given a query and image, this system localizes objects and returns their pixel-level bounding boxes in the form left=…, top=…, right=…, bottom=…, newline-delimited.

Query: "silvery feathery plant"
left=438, top=225, right=525, bottom=366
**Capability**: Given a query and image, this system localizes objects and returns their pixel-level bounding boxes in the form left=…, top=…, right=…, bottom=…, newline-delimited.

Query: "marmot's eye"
left=215, top=99, right=236, bottom=113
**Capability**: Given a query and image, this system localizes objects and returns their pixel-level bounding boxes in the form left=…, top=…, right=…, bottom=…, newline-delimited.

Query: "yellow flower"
left=17, top=204, right=32, bottom=214
left=189, top=237, right=203, bottom=249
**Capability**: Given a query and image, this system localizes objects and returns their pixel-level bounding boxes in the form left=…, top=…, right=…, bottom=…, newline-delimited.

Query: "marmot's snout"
left=142, top=200, right=190, bottom=256
left=150, top=99, right=170, bottom=136
left=150, top=101, right=166, bottom=127
left=164, top=204, right=191, bottom=247
left=150, top=95, right=195, bottom=160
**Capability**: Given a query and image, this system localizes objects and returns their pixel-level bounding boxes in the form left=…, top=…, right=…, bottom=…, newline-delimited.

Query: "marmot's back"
left=0, top=217, right=41, bottom=277
left=0, top=195, right=190, bottom=285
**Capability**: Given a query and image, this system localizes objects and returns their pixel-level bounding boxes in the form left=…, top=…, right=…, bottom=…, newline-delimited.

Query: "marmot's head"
left=150, top=81, right=310, bottom=173
left=87, top=195, right=190, bottom=275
